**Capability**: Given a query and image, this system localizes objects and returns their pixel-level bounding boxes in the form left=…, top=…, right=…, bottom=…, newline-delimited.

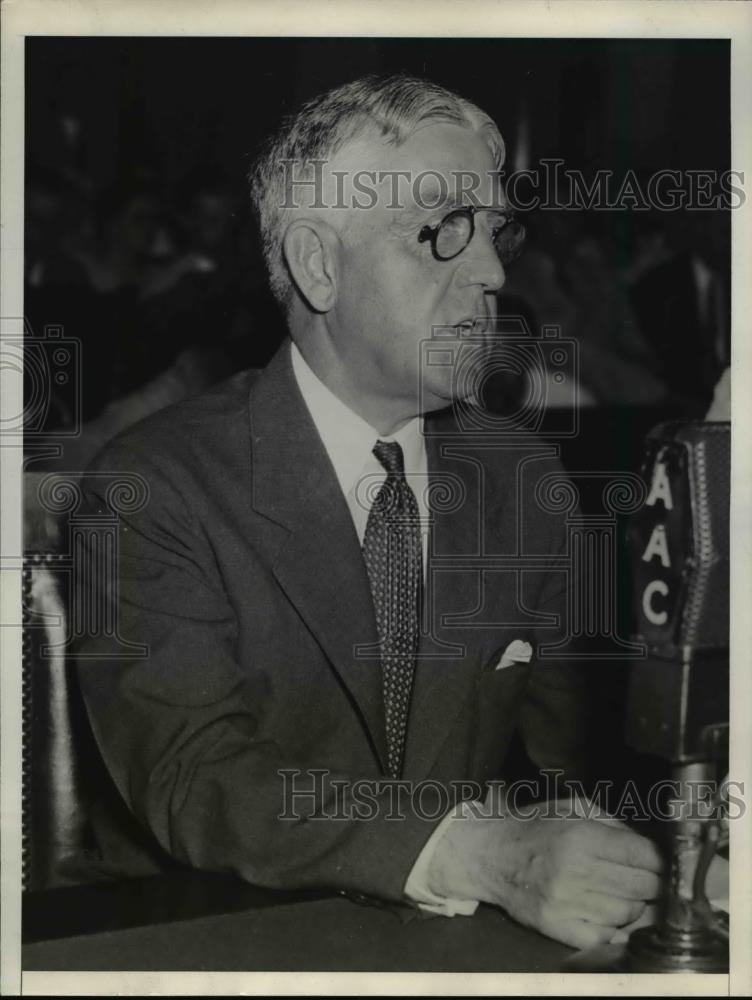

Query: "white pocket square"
left=495, top=639, right=533, bottom=670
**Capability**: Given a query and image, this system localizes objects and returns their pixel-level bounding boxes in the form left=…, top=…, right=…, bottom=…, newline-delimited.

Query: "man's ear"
left=283, top=218, right=340, bottom=312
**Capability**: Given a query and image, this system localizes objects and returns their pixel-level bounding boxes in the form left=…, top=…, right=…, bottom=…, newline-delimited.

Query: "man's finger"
left=541, top=914, right=617, bottom=951
left=573, top=891, right=645, bottom=928
left=591, top=824, right=664, bottom=873
left=592, top=815, right=627, bottom=829
left=588, top=859, right=662, bottom=901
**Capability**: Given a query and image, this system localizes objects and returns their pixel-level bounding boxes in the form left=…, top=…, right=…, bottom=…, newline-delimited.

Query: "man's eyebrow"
left=413, top=170, right=506, bottom=212
left=414, top=188, right=481, bottom=214
left=399, top=194, right=509, bottom=225
left=388, top=190, right=509, bottom=240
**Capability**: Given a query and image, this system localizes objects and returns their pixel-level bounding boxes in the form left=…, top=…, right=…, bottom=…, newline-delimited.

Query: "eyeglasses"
left=418, top=206, right=526, bottom=265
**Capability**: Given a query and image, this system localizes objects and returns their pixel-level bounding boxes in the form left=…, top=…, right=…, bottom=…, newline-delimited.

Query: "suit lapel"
left=248, top=347, right=520, bottom=779
left=404, top=416, right=515, bottom=778
left=248, top=343, right=387, bottom=770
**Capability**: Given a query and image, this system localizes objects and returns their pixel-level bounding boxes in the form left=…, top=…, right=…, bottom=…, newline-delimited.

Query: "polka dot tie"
left=362, top=440, right=422, bottom=779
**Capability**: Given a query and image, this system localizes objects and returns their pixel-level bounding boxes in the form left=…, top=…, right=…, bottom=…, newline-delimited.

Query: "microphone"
left=626, top=420, right=729, bottom=762
left=623, top=420, right=730, bottom=972
left=566, top=420, right=730, bottom=974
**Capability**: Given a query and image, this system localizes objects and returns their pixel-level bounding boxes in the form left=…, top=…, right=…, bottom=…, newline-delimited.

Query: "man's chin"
left=420, top=381, right=477, bottom=416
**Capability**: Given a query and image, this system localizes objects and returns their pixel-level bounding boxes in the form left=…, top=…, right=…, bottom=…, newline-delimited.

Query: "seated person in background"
left=36, top=177, right=241, bottom=472
left=77, top=75, right=663, bottom=950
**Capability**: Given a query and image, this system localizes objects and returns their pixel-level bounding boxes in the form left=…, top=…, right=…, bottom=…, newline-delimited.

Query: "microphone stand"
left=564, top=760, right=728, bottom=973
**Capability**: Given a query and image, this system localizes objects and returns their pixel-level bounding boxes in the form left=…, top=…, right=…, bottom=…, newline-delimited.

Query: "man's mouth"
left=453, top=317, right=489, bottom=337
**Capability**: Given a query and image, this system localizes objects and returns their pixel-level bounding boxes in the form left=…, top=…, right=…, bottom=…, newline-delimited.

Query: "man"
left=78, top=75, right=662, bottom=951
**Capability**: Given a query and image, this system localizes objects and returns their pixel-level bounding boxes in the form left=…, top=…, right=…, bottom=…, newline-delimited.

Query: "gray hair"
left=248, top=74, right=506, bottom=308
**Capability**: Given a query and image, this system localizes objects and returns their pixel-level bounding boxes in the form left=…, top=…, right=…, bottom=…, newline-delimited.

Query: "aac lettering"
left=641, top=459, right=673, bottom=627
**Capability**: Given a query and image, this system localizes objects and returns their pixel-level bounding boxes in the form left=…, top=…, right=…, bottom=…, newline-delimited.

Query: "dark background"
left=26, top=37, right=730, bottom=193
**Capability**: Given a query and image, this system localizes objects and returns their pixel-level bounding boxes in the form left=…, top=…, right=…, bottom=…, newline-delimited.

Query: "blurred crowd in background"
left=23, top=39, right=731, bottom=468
left=25, top=160, right=285, bottom=465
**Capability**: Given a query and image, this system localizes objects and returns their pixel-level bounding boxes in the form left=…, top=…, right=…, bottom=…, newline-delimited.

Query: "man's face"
left=324, top=122, right=507, bottom=415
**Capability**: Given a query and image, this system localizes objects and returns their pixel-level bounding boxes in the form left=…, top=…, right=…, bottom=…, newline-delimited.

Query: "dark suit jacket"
left=77, top=339, right=591, bottom=903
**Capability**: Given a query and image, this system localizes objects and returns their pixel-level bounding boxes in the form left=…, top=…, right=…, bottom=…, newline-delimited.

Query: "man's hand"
left=427, top=810, right=664, bottom=950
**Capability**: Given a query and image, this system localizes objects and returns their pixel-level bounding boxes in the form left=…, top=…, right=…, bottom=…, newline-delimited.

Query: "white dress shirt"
left=290, top=340, right=429, bottom=561
left=291, top=342, right=478, bottom=917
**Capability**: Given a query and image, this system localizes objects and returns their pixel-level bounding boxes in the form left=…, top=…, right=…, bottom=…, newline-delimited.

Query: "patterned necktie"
left=362, top=440, right=422, bottom=779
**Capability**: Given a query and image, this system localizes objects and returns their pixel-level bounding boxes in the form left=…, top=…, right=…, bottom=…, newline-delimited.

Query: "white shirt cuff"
left=403, top=801, right=480, bottom=916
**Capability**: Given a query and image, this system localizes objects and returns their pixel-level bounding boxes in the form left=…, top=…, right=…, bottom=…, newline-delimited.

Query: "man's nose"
left=455, top=230, right=506, bottom=292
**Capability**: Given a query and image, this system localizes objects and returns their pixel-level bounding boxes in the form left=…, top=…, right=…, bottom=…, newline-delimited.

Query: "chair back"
left=23, top=471, right=102, bottom=890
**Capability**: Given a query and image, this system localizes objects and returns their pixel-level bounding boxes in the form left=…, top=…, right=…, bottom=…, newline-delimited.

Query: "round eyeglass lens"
left=435, top=211, right=473, bottom=259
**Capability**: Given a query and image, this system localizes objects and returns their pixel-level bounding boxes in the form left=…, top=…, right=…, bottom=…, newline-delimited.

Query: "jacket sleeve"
left=75, top=438, right=441, bottom=903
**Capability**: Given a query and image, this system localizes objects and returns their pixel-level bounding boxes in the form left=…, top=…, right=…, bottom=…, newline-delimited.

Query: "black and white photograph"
left=1, top=0, right=750, bottom=994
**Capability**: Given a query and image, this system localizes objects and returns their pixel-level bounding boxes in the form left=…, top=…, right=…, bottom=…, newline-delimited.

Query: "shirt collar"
left=290, top=341, right=425, bottom=498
